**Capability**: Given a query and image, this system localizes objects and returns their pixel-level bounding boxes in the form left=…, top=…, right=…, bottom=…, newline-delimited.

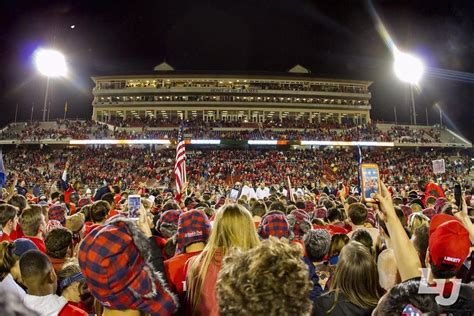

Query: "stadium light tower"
left=34, top=48, right=67, bottom=121
left=393, top=49, right=424, bottom=125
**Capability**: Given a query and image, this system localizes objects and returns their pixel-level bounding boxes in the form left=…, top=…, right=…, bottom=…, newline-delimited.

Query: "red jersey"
left=24, top=236, right=47, bottom=253
left=106, top=209, right=120, bottom=219
left=164, top=251, right=202, bottom=297
left=59, top=303, right=88, bottom=316
left=0, top=231, right=12, bottom=242
left=326, top=224, right=349, bottom=235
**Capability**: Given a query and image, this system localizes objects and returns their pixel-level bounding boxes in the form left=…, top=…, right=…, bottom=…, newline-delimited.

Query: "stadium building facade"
left=91, top=63, right=372, bottom=125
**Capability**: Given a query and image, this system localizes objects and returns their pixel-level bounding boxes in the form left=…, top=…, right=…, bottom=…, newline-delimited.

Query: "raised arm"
left=454, top=194, right=474, bottom=244
left=370, top=181, right=422, bottom=281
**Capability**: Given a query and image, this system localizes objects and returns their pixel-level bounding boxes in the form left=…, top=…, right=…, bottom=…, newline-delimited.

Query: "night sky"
left=0, top=0, right=473, bottom=142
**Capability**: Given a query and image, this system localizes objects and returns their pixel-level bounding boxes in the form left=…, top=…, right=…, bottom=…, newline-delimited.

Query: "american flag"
left=174, top=125, right=186, bottom=202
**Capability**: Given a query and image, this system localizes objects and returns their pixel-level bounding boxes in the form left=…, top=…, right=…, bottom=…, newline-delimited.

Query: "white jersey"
left=241, top=185, right=257, bottom=199
left=256, top=187, right=270, bottom=200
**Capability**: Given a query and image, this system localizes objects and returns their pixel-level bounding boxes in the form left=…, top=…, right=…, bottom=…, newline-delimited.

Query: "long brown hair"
left=0, top=241, right=16, bottom=281
left=186, top=204, right=260, bottom=314
left=328, top=241, right=383, bottom=312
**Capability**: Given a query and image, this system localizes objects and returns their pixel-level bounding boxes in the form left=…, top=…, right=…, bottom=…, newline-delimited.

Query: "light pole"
left=434, top=103, right=443, bottom=127
left=34, top=48, right=67, bottom=121
left=393, top=50, right=424, bottom=125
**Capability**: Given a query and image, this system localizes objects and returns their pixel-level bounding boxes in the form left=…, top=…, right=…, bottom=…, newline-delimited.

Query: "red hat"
left=48, top=204, right=67, bottom=225
left=175, top=209, right=210, bottom=255
left=77, top=197, right=92, bottom=209
left=258, top=211, right=291, bottom=239
left=287, top=209, right=312, bottom=239
left=429, top=214, right=470, bottom=271
left=312, top=207, right=327, bottom=220
left=79, top=217, right=178, bottom=314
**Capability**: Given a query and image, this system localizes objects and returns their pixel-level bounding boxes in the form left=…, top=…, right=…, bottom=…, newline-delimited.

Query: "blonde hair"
left=328, top=241, right=382, bottom=312
left=408, top=213, right=429, bottom=236
left=186, top=204, right=260, bottom=313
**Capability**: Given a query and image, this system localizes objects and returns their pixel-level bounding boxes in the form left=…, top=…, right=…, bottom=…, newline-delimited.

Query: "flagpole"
left=183, top=157, right=188, bottom=197
left=47, top=102, right=51, bottom=121
left=14, top=104, right=18, bottom=123
left=287, top=175, right=295, bottom=203
left=30, top=103, right=34, bottom=123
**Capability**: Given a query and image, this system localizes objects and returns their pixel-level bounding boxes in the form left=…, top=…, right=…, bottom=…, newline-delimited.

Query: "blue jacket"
left=303, top=256, right=324, bottom=301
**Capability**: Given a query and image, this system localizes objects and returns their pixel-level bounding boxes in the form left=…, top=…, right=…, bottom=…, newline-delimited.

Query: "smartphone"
left=454, top=182, right=462, bottom=208
left=128, top=195, right=141, bottom=218
left=360, top=163, right=381, bottom=202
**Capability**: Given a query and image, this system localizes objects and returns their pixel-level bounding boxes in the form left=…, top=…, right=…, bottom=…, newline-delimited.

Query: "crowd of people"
left=0, top=145, right=473, bottom=315
left=1, top=147, right=470, bottom=195
left=1, top=119, right=443, bottom=144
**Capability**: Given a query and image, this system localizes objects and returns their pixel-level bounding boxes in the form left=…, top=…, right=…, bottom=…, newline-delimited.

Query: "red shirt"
left=24, top=236, right=47, bottom=253
left=10, top=224, right=24, bottom=240
left=326, top=224, right=349, bottom=235
left=107, top=209, right=120, bottom=219
left=85, top=223, right=100, bottom=236
left=0, top=232, right=12, bottom=242
left=59, top=302, right=88, bottom=316
left=164, top=251, right=202, bottom=297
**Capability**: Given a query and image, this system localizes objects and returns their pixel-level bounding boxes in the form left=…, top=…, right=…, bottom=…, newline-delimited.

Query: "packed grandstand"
left=0, top=67, right=473, bottom=316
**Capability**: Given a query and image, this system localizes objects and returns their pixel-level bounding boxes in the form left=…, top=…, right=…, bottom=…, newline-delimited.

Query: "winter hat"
left=422, top=208, right=436, bottom=220
left=156, top=210, right=181, bottom=238
left=48, top=204, right=67, bottom=225
left=304, top=201, right=315, bottom=213
left=366, top=211, right=376, bottom=228
left=433, top=198, right=448, bottom=214
left=400, top=205, right=413, bottom=219
left=13, top=238, right=38, bottom=257
left=429, top=214, right=470, bottom=271
left=287, top=209, right=312, bottom=239
left=304, top=229, right=331, bottom=262
left=258, top=211, right=291, bottom=239
left=66, top=213, right=85, bottom=233
left=175, top=209, right=210, bottom=255
left=77, top=197, right=92, bottom=209
left=46, top=220, right=63, bottom=234
left=312, top=207, right=327, bottom=220
left=78, top=217, right=178, bottom=315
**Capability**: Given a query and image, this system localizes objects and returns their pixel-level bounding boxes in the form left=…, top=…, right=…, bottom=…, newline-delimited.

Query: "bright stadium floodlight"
left=190, top=139, right=221, bottom=145
left=300, top=140, right=394, bottom=147
left=248, top=140, right=279, bottom=145
left=34, top=48, right=67, bottom=122
left=393, top=49, right=424, bottom=125
left=69, top=139, right=171, bottom=145
left=393, top=50, right=424, bottom=84
left=34, top=49, right=67, bottom=77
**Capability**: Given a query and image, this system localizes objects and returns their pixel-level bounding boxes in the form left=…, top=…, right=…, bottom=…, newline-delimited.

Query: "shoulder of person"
left=59, top=303, right=88, bottom=316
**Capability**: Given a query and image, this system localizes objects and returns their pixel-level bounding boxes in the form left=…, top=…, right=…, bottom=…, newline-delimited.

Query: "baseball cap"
left=429, top=214, right=470, bottom=271
left=13, top=238, right=38, bottom=257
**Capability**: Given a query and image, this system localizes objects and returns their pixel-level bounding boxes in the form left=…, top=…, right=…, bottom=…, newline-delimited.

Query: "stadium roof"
left=153, top=62, right=175, bottom=72
left=288, top=64, right=310, bottom=74
left=91, top=62, right=372, bottom=85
